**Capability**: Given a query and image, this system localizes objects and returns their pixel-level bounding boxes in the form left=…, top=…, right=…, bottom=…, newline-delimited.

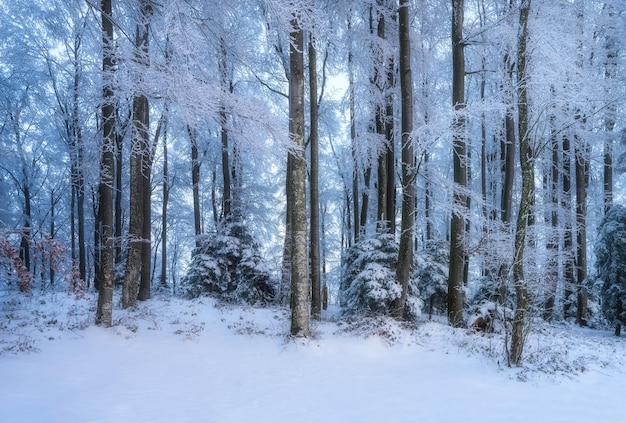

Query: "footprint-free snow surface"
left=1, top=292, right=625, bottom=423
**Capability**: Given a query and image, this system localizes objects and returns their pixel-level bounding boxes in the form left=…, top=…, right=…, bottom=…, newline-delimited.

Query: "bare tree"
left=309, top=34, right=322, bottom=320
left=510, top=0, right=532, bottom=365
left=122, top=0, right=153, bottom=309
left=393, top=0, right=415, bottom=320
left=448, top=0, right=467, bottom=327
left=288, top=13, right=310, bottom=337
left=95, top=0, right=116, bottom=326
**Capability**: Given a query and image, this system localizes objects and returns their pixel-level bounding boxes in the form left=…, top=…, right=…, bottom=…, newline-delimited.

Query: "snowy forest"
left=2, top=0, right=626, bottom=375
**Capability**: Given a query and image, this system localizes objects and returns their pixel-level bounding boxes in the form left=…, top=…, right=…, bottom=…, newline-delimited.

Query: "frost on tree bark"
left=510, top=0, right=532, bottom=366
left=309, top=35, right=322, bottom=320
left=562, top=134, right=575, bottom=319
left=544, top=105, right=559, bottom=321
left=95, top=0, right=116, bottom=327
left=348, top=18, right=359, bottom=245
left=374, top=2, right=395, bottom=235
left=393, top=0, right=415, bottom=320
left=122, top=0, right=152, bottom=309
left=575, top=138, right=589, bottom=326
left=288, top=15, right=310, bottom=337
left=161, top=113, right=169, bottom=288
left=603, top=6, right=616, bottom=213
left=188, top=126, right=202, bottom=248
left=219, top=37, right=233, bottom=221
left=448, top=0, right=467, bottom=328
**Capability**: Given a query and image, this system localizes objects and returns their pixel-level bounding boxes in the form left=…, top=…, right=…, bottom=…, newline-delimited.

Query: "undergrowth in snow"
left=2, top=289, right=626, bottom=422
left=2, top=289, right=623, bottom=383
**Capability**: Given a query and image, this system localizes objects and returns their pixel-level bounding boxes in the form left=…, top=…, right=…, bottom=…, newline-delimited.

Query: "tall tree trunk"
left=448, top=0, right=467, bottom=327
left=50, top=190, right=56, bottom=286
left=544, top=106, right=559, bottom=321
left=393, top=0, right=415, bottom=320
left=495, top=50, right=517, bottom=303
left=424, top=151, right=432, bottom=241
left=138, top=112, right=162, bottom=301
left=96, top=0, right=116, bottom=326
left=510, top=0, right=532, bottom=365
left=575, top=140, right=589, bottom=325
left=348, top=15, right=359, bottom=245
left=220, top=38, right=232, bottom=221
left=161, top=115, right=168, bottom=288
left=20, top=185, right=31, bottom=280
left=562, top=135, right=575, bottom=319
left=501, top=53, right=516, bottom=226
left=288, top=15, right=310, bottom=337
left=70, top=53, right=87, bottom=283
left=385, top=55, right=395, bottom=235
left=188, top=126, right=202, bottom=248
left=122, top=0, right=152, bottom=308
left=603, top=23, right=616, bottom=213
left=375, top=4, right=395, bottom=234
left=309, top=35, right=322, bottom=320
left=281, top=156, right=292, bottom=306
left=114, top=113, right=123, bottom=268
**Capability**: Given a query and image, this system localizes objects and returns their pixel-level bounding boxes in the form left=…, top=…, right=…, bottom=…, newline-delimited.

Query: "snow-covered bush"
left=594, top=204, right=626, bottom=335
left=180, top=221, right=276, bottom=305
left=414, top=239, right=448, bottom=319
left=340, top=233, right=421, bottom=320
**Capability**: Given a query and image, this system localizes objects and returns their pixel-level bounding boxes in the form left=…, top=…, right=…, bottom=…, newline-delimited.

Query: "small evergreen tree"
left=414, top=240, right=448, bottom=319
left=594, top=204, right=626, bottom=336
left=340, top=233, right=421, bottom=320
left=180, top=220, right=276, bottom=305
left=340, top=233, right=400, bottom=316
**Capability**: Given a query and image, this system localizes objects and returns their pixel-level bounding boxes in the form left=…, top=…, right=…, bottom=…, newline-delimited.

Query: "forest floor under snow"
left=1, top=290, right=625, bottom=422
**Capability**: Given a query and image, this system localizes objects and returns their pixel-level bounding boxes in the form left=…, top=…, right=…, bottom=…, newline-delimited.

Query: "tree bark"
left=309, top=35, right=322, bottom=320
left=510, top=0, right=532, bottom=365
left=122, top=0, right=152, bottom=308
left=188, top=126, right=202, bottom=248
left=161, top=114, right=168, bottom=288
left=348, top=16, right=359, bottom=245
left=448, top=0, right=467, bottom=327
left=220, top=38, right=232, bottom=221
left=562, top=135, right=575, bottom=319
left=501, top=53, right=516, bottom=225
left=288, top=15, right=310, bottom=337
left=393, top=0, right=415, bottom=320
left=575, top=140, right=588, bottom=325
left=95, top=0, right=116, bottom=327
left=114, top=112, right=123, bottom=268
left=544, top=106, right=559, bottom=321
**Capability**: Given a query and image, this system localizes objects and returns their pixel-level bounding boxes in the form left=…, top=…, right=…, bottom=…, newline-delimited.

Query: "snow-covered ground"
left=1, top=291, right=625, bottom=423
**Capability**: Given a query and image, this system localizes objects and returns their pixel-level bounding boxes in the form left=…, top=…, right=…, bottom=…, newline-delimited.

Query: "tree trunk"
left=288, top=15, right=310, bottom=337
left=122, top=0, right=152, bottom=309
left=348, top=20, right=359, bottom=245
left=375, top=5, right=395, bottom=235
left=501, top=54, right=516, bottom=225
left=139, top=112, right=162, bottom=301
left=188, top=126, right=202, bottom=247
left=309, top=35, right=322, bottom=321
left=448, top=0, right=466, bottom=327
left=95, top=0, right=116, bottom=327
left=114, top=113, right=123, bottom=269
left=563, top=135, right=575, bottom=319
left=220, top=38, right=232, bottom=221
left=603, top=5, right=616, bottom=213
left=393, top=0, right=415, bottom=320
left=510, top=0, right=532, bottom=365
left=161, top=115, right=169, bottom=288
left=575, top=140, right=588, bottom=325
left=70, top=56, right=87, bottom=283
left=544, top=109, right=559, bottom=321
